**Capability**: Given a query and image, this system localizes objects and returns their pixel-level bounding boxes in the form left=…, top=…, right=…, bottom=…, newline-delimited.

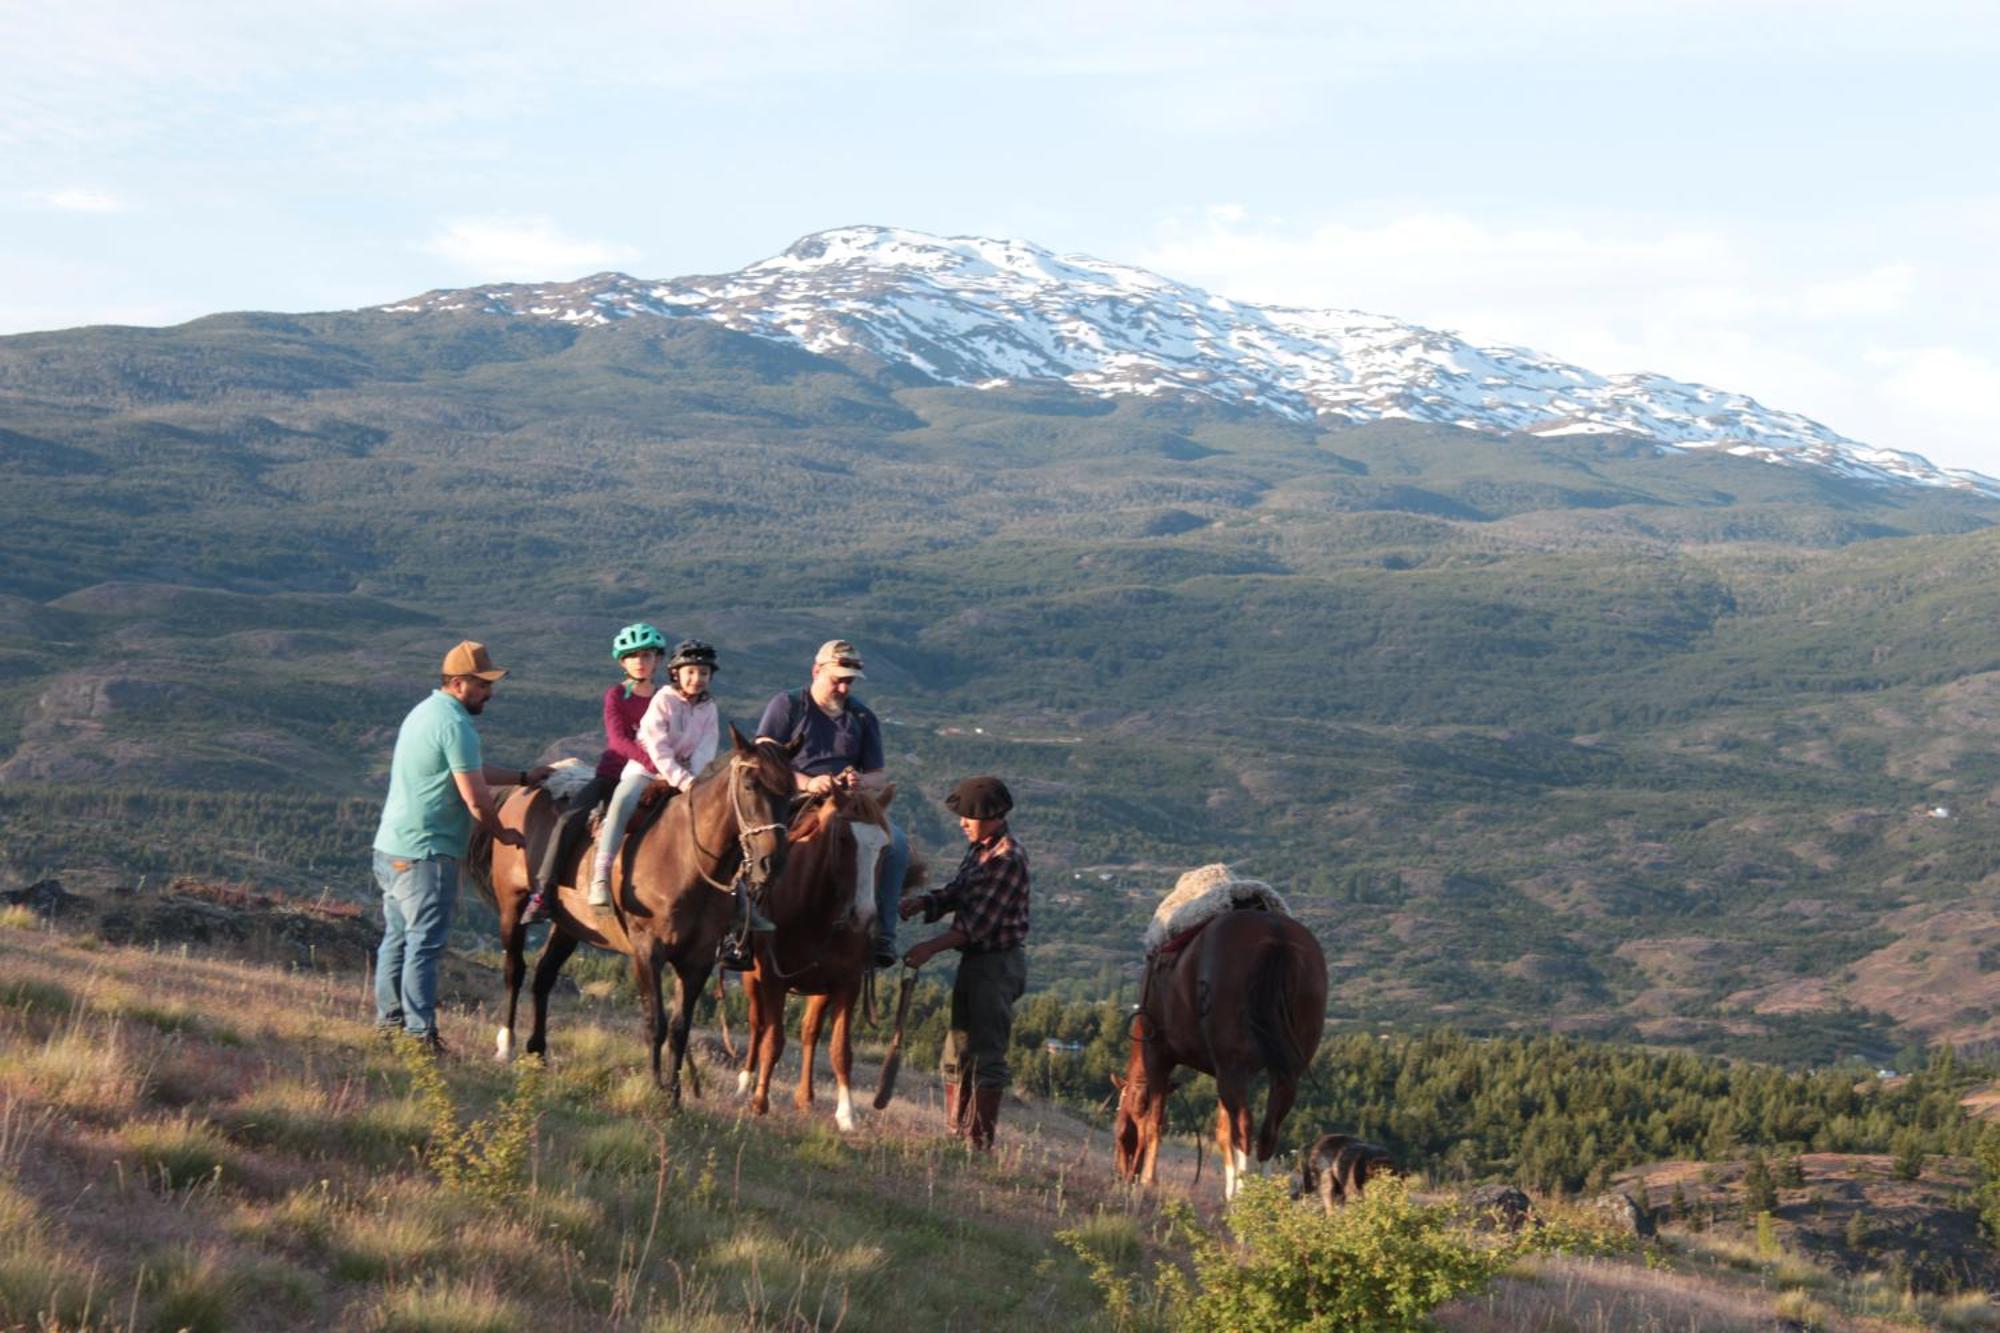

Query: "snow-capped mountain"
left=382, top=226, right=1998, bottom=498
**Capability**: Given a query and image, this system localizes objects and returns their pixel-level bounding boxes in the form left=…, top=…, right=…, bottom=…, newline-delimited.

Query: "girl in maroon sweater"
left=522, top=622, right=667, bottom=923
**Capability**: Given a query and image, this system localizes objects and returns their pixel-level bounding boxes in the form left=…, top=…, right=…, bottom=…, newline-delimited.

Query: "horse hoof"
left=835, top=1107, right=856, bottom=1133
left=495, top=1029, right=514, bottom=1063
left=735, top=1070, right=752, bottom=1097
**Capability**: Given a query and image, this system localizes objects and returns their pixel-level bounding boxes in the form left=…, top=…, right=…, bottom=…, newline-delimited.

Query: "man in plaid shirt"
left=900, top=775, right=1030, bottom=1149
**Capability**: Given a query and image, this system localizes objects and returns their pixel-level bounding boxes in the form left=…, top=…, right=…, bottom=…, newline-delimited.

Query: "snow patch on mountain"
left=381, top=226, right=1999, bottom=499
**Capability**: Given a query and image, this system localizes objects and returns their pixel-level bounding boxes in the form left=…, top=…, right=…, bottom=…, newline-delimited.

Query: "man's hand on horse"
left=902, top=938, right=943, bottom=969
left=525, top=764, right=556, bottom=786
left=805, top=773, right=839, bottom=798
left=897, top=899, right=923, bottom=922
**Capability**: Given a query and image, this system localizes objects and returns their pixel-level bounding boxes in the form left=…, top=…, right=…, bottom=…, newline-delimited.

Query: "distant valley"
left=5, top=234, right=2000, bottom=1064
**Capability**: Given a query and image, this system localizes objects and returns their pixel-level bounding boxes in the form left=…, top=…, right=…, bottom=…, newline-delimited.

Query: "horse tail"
left=1245, top=930, right=1306, bottom=1081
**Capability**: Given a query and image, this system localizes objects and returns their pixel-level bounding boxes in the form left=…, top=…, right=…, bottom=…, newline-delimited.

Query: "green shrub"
left=403, top=1041, right=545, bottom=1201
left=1891, top=1132, right=1926, bottom=1182
left=1161, top=1177, right=1524, bottom=1331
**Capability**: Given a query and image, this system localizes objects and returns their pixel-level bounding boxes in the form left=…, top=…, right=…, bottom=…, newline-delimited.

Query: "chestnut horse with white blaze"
left=469, top=727, right=795, bottom=1105
left=1113, top=909, right=1328, bottom=1200
left=734, top=787, right=920, bottom=1131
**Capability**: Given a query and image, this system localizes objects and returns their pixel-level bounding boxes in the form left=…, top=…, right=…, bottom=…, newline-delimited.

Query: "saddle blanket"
left=1143, top=863, right=1291, bottom=956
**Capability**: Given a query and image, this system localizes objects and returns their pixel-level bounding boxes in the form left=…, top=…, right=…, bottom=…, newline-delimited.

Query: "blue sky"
left=4, top=1, right=1996, bottom=472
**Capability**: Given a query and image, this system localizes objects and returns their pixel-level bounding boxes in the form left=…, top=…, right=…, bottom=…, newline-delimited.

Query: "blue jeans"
left=592, top=771, right=654, bottom=883
left=874, top=820, right=910, bottom=950
left=374, top=850, right=459, bottom=1037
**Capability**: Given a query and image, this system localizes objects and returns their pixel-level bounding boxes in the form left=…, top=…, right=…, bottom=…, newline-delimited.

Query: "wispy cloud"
left=420, top=216, right=638, bottom=281
left=1801, top=264, right=1915, bottom=318
left=27, top=186, right=126, bottom=213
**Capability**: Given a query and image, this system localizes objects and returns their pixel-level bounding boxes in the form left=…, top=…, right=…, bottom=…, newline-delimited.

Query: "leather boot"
left=969, top=1086, right=1002, bottom=1151
left=943, top=1078, right=971, bottom=1140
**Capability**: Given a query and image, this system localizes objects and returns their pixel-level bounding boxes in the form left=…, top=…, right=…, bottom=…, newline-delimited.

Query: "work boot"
left=969, top=1086, right=1003, bottom=1152
left=943, top=1078, right=971, bottom=1140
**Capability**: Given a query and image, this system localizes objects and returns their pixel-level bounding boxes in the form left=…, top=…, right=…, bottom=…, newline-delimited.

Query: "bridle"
left=693, top=754, right=787, bottom=895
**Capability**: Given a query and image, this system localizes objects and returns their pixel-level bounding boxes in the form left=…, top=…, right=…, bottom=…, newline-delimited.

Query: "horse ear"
left=784, top=731, right=805, bottom=758
left=878, top=783, right=896, bottom=811
left=1110, top=1073, right=1125, bottom=1090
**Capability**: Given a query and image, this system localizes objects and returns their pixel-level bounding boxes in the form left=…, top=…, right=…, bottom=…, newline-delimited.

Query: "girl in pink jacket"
left=634, top=639, right=722, bottom=795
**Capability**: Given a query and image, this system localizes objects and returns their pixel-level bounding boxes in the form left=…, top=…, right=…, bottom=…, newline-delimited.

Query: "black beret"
left=945, top=775, right=1013, bottom=819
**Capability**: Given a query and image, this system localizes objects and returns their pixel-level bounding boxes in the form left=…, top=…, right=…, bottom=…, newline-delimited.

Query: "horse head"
left=1109, top=1069, right=1179, bottom=1181
left=728, top=725, right=794, bottom=889
left=1110, top=1073, right=1145, bottom=1179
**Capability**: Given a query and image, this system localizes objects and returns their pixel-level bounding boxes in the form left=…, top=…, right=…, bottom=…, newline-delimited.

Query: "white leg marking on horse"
left=736, top=1069, right=752, bottom=1097
left=1224, top=1158, right=1239, bottom=1199
left=835, top=1086, right=855, bottom=1133
left=496, top=1028, right=514, bottom=1063
left=848, top=822, right=889, bottom=928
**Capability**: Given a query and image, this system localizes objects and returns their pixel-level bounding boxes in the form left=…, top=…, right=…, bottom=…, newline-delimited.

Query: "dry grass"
left=3, top=917, right=1989, bottom=1331
left=0, top=1013, right=148, bottom=1114
left=367, top=1274, right=525, bottom=1332
left=0, top=922, right=1115, bottom=1329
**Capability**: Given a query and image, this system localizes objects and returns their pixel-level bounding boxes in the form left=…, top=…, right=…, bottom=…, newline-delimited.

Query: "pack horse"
left=1112, top=865, right=1328, bottom=1199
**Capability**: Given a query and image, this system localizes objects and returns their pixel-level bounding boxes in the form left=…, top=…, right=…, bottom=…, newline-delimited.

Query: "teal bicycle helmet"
left=610, top=622, right=667, bottom=661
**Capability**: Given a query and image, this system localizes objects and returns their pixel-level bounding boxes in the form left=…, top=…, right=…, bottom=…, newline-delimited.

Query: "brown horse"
left=1112, top=909, right=1328, bottom=1200
left=471, top=727, right=795, bottom=1104
left=734, top=788, right=916, bottom=1132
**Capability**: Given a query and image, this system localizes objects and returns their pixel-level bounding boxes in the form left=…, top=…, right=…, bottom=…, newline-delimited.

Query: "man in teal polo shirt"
left=374, top=640, right=553, bottom=1051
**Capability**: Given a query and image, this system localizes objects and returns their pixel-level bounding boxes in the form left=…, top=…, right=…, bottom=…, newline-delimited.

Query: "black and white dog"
left=1292, top=1134, right=1399, bottom=1213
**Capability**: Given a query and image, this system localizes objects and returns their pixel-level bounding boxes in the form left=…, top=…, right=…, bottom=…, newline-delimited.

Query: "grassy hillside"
left=6, top=310, right=2000, bottom=1057
left=5, top=901, right=1999, bottom=1330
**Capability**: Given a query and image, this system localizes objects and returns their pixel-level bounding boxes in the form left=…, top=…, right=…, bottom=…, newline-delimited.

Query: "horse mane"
left=785, top=787, right=892, bottom=844
left=789, top=796, right=835, bottom=842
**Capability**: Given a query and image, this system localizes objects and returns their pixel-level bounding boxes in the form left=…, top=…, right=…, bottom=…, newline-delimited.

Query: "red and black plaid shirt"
left=917, top=827, right=1030, bottom=951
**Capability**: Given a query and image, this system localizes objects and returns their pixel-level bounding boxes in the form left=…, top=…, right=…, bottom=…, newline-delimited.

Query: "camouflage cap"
left=813, top=639, right=865, bottom=679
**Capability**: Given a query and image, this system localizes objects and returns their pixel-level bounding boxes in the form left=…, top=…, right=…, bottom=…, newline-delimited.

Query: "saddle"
left=1143, top=863, right=1292, bottom=957
left=616, top=781, right=681, bottom=882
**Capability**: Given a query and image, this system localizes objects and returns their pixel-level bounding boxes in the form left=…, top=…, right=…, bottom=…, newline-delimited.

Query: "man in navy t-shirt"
left=756, top=638, right=910, bottom=966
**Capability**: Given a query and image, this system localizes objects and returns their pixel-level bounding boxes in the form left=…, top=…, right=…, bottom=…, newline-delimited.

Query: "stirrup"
left=717, top=933, right=756, bottom=972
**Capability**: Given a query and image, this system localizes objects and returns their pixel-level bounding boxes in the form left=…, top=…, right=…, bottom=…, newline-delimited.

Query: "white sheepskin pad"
left=1142, top=863, right=1291, bottom=955
left=539, top=758, right=596, bottom=803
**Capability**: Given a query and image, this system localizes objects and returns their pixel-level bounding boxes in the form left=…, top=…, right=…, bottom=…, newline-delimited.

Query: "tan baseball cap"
left=813, top=639, right=865, bottom=679
left=441, top=640, right=509, bottom=681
